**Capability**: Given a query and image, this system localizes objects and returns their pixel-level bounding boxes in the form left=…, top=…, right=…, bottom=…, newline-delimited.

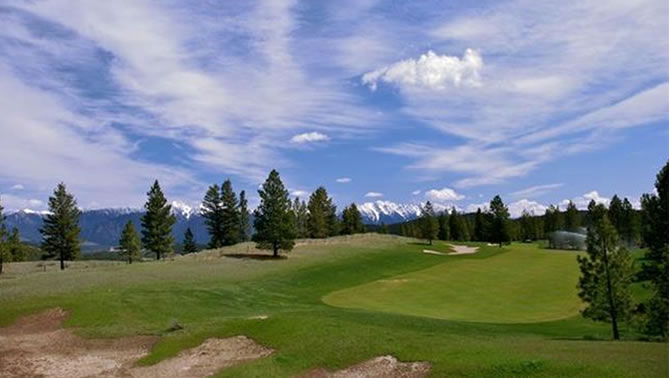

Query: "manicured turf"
left=0, top=235, right=667, bottom=377
left=323, top=243, right=583, bottom=323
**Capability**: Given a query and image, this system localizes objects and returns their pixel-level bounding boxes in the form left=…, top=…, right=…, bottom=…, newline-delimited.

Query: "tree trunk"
left=60, top=253, right=65, bottom=270
left=273, top=242, right=278, bottom=258
left=156, top=251, right=160, bottom=260
left=0, top=258, right=3, bottom=275
left=128, top=257, right=132, bottom=264
left=602, top=240, right=620, bottom=340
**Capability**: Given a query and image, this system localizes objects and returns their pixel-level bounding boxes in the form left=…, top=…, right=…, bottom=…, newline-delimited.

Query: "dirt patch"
left=303, top=355, right=430, bottom=377
left=0, top=308, right=273, bottom=378
left=379, top=279, right=411, bottom=284
left=447, top=244, right=479, bottom=255
left=422, top=249, right=449, bottom=256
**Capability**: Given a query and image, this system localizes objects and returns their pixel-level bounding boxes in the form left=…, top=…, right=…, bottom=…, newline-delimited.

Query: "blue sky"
left=0, top=0, right=667, bottom=217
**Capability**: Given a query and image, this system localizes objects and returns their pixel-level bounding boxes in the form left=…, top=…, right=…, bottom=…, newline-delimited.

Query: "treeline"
left=390, top=195, right=641, bottom=247
left=0, top=169, right=370, bottom=270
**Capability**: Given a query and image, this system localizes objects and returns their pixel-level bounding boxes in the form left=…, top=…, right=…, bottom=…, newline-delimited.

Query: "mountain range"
left=4, top=200, right=430, bottom=251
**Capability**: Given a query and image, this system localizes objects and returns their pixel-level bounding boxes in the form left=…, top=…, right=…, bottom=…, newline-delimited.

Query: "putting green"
left=323, top=243, right=583, bottom=323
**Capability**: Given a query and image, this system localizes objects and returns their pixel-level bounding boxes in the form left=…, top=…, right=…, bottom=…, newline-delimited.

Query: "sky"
left=0, top=0, right=668, bottom=217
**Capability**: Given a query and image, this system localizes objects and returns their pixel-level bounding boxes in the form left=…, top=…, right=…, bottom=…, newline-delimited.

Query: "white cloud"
left=510, top=183, right=563, bottom=198
left=465, top=202, right=489, bottom=213
left=10, top=184, right=24, bottom=190
left=412, top=190, right=421, bottom=195
left=507, top=199, right=547, bottom=218
left=365, top=192, right=383, bottom=198
left=291, top=132, right=331, bottom=144
left=559, top=191, right=610, bottom=210
left=336, top=177, right=352, bottom=183
left=424, top=187, right=465, bottom=202
left=362, top=49, right=483, bottom=91
left=0, top=193, right=47, bottom=212
left=291, top=190, right=309, bottom=198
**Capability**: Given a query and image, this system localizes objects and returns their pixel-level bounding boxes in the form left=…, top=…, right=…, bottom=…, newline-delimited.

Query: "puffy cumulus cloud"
left=507, top=199, right=547, bottom=218
left=465, top=202, right=489, bottom=213
left=560, top=191, right=610, bottom=210
left=365, top=191, right=383, bottom=198
left=291, top=190, right=309, bottom=198
left=412, top=190, right=421, bottom=195
left=336, top=177, right=352, bottom=183
left=362, top=49, right=483, bottom=91
left=424, top=187, right=465, bottom=202
left=0, top=193, right=46, bottom=212
left=290, top=132, right=330, bottom=144
left=10, top=184, right=24, bottom=190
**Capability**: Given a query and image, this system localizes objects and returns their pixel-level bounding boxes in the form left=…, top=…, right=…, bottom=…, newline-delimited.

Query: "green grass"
left=0, top=235, right=666, bottom=377
left=323, top=243, right=583, bottom=323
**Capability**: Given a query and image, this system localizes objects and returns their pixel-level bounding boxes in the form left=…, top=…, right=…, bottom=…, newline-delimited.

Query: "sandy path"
left=0, top=308, right=272, bottom=378
left=303, top=355, right=430, bottom=377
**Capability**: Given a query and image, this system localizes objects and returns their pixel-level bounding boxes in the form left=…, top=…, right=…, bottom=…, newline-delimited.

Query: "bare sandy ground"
left=303, top=355, right=430, bottom=377
left=0, top=308, right=272, bottom=378
left=423, top=244, right=479, bottom=256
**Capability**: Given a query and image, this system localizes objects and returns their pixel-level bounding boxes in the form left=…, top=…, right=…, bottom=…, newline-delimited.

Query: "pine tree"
left=544, top=205, right=564, bottom=234
left=201, top=184, right=224, bottom=248
left=620, top=198, right=639, bottom=246
left=489, top=195, right=510, bottom=247
left=341, top=203, right=364, bottom=235
left=182, top=227, right=198, bottom=254
left=220, top=179, right=240, bottom=246
left=8, top=227, right=25, bottom=262
left=253, top=170, right=295, bottom=257
left=640, top=162, right=668, bottom=338
left=292, top=197, right=309, bottom=238
left=520, top=210, right=536, bottom=241
left=577, top=206, right=634, bottom=340
left=608, top=195, right=624, bottom=236
left=449, top=208, right=467, bottom=241
left=238, top=190, right=250, bottom=242
left=119, top=220, right=141, bottom=264
left=437, top=213, right=450, bottom=241
left=308, top=187, right=337, bottom=238
left=565, top=201, right=581, bottom=232
left=141, top=180, right=175, bottom=260
left=473, top=208, right=488, bottom=242
left=420, top=201, right=439, bottom=245
left=0, top=199, right=8, bottom=275
left=40, top=183, right=81, bottom=270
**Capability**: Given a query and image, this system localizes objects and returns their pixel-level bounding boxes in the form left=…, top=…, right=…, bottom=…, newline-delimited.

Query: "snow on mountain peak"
left=171, top=201, right=197, bottom=219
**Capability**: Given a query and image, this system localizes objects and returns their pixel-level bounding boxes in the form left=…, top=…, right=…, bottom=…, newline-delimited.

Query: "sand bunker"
left=0, top=308, right=272, bottom=378
left=304, top=355, right=430, bottom=377
left=447, top=244, right=479, bottom=255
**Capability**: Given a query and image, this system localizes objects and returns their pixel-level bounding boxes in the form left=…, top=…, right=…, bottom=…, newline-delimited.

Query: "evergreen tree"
left=519, top=210, right=537, bottom=241
left=565, top=201, right=581, bottom=232
left=473, top=208, right=488, bottom=242
left=420, top=201, right=439, bottom=245
left=640, top=162, right=668, bottom=338
left=8, top=227, right=25, bottom=262
left=437, top=213, right=450, bottom=241
left=380, top=222, right=388, bottom=234
left=448, top=208, right=468, bottom=241
left=341, top=203, right=364, bottom=235
left=253, top=170, right=295, bottom=257
left=489, top=195, right=510, bottom=247
left=292, top=197, right=309, bottom=238
left=544, top=205, right=564, bottom=234
left=308, top=187, right=337, bottom=238
left=141, top=180, right=175, bottom=260
left=119, top=220, right=141, bottom=264
left=182, top=227, right=198, bottom=254
left=238, top=190, right=250, bottom=242
left=620, top=198, right=639, bottom=246
left=608, top=195, right=625, bottom=236
left=0, top=199, right=8, bottom=274
left=201, top=184, right=224, bottom=248
left=40, top=183, right=81, bottom=270
left=577, top=206, right=634, bottom=340
left=220, top=179, right=239, bottom=246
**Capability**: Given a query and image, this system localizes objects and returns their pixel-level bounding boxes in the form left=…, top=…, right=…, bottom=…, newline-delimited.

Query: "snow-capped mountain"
left=357, top=200, right=449, bottom=225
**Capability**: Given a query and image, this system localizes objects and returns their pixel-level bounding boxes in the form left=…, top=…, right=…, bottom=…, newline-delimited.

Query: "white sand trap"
left=423, top=249, right=449, bottom=256
left=447, top=244, right=479, bottom=255
left=247, top=315, right=269, bottom=320
left=303, top=355, right=430, bottom=377
left=0, top=308, right=273, bottom=378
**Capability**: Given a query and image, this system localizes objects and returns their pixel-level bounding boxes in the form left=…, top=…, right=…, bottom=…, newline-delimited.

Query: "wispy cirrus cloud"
left=336, top=177, right=352, bottom=183
left=291, top=132, right=330, bottom=144
left=365, top=192, right=383, bottom=198
left=510, top=183, right=564, bottom=198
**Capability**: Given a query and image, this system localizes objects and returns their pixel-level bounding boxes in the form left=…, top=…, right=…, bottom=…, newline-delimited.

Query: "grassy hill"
left=0, top=234, right=666, bottom=377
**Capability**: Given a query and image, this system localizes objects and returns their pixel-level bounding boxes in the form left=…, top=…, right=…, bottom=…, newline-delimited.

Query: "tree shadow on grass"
left=223, top=253, right=288, bottom=261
